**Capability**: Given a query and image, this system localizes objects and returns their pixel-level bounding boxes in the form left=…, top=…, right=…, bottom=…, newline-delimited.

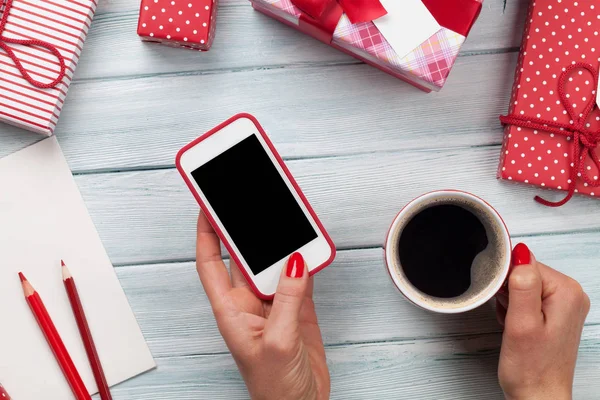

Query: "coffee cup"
left=384, top=190, right=512, bottom=314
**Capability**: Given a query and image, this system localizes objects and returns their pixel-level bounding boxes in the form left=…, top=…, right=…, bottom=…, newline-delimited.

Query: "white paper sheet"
left=0, top=138, right=155, bottom=399
left=373, top=0, right=441, bottom=58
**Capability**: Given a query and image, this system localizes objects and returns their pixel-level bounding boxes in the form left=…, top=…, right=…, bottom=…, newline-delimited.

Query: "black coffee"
left=398, top=204, right=489, bottom=298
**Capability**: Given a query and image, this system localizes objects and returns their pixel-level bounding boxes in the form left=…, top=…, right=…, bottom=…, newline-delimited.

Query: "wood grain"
left=3, top=52, right=518, bottom=171
left=118, top=231, right=600, bottom=358
left=97, top=326, right=600, bottom=400
left=73, top=146, right=600, bottom=265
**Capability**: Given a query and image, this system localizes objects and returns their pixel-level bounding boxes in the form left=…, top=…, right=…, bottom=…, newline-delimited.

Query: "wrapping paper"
left=498, top=0, right=600, bottom=204
left=137, top=0, right=218, bottom=51
left=0, top=0, right=97, bottom=135
left=250, top=0, right=482, bottom=92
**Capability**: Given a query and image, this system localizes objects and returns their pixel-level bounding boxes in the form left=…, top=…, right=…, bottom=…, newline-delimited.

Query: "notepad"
left=0, top=137, right=155, bottom=399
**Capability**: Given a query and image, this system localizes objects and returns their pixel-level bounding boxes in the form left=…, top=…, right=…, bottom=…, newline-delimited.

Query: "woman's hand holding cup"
left=497, top=243, right=590, bottom=400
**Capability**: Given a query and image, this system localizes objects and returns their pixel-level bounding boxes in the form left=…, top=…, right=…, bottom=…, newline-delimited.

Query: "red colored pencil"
left=62, top=260, right=112, bottom=400
left=0, top=382, right=12, bottom=399
left=19, top=272, right=91, bottom=400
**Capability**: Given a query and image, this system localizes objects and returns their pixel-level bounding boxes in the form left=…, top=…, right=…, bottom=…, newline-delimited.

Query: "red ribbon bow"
left=291, top=0, right=387, bottom=42
left=0, top=0, right=66, bottom=89
left=500, top=62, right=600, bottom=207
left=292, top=0, right=387, bottom=25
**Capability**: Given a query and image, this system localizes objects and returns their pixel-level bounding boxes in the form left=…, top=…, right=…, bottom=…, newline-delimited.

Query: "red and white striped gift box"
left=0, top=0, right=97, bottom=135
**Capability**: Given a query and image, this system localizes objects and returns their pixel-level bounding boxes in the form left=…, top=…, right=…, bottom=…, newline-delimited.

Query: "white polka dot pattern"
left=137, top=0, right=218, bottom=50
left=499, top=0, right=600, bottom=199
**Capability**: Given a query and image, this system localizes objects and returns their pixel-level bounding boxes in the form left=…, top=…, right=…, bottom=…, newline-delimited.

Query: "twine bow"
left=500, top=62, right=600, bottom=207
left=0, top=0, right=66, bottom=88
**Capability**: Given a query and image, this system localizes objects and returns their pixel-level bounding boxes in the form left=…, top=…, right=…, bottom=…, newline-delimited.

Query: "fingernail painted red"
left=286, top=252, right=304, bottom=278
left=512, top=243, right=531, bottom=266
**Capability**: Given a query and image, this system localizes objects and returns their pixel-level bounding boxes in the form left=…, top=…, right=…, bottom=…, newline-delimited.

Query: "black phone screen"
left=191, top=135, right=318, bottom=276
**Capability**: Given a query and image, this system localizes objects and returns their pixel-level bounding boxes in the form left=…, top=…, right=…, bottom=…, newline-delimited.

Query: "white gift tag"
left=373, top=0, right=441, bottom=58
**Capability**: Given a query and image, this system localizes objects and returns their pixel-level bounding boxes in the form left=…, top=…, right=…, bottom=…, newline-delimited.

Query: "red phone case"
left=175, top=113, right=337, bottom=300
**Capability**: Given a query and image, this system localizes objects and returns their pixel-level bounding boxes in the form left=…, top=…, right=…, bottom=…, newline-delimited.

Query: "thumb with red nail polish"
left=269, top=252, right=309, bottom=330
left=258, top=252, right=329, bottom=400
left=496, top=242, right=532, bottom=311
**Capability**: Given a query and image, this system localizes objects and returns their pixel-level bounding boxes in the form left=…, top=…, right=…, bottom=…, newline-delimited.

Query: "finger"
left=196, top=212, right=232, bottom=307
left=306, top=275, right=314, bottom=299
left=229, top=257, right=249, bottom=289
left=536, top=261, right=570, bottom=300
left=266, top=252, right=310, bottom=335
left=503, top=255, right=566, bottom=306
left=537, top=261, right=590, bottom=322
left=506, top=243, right=544, bottom=330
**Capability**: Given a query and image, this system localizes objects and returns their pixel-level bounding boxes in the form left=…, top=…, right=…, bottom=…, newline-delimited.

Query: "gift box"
left=498, top=0, right=600, bottom=206
left=137, top=0, right=218, bottom=51
left=0, top=0, right=97, bottom=135
left=250, top=0, right=482, bottom=92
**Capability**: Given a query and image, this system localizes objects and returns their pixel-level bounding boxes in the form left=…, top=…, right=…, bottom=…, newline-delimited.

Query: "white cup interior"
left=384, top=191, right=512, bottom=313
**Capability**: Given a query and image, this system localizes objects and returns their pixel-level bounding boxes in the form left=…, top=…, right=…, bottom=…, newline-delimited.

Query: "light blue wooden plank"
left=1, top=52, right=518, bottom=171
left=73, top=146, right=600, bottom=265
left=118, top=231, right=600, bottom=358
left=80, top=0, right=527, bottom=81
left=97, top=326, right=600, bottom=400
left=0, top=129, right=43, bottom=161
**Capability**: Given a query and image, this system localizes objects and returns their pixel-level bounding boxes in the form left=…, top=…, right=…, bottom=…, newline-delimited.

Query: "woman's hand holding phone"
left=196, top=212, right=330, bottom=400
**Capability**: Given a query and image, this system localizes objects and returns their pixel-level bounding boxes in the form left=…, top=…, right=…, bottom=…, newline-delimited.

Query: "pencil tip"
left=19, top=273, right=34, bottom=296
left=61, top=262, right=71, bottom=280
left=61, top=259, right=66, bottom=267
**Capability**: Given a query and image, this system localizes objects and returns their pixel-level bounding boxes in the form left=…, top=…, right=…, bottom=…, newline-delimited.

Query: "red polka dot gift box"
left=137, top=0, right=218, bottom=51
left=498, top=0, right=600, bottom=207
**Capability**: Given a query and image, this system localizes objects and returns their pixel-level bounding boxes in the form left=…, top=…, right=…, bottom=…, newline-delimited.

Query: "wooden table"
left=1, top=0, right=598, bottom=398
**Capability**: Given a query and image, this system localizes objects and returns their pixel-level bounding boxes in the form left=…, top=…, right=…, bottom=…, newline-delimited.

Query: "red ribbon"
left=0, top=0, right=66, bottom=89
left=500, top=62, right=600, bottom=207
left=292, top=0, right=387, bottom=42
left=292, top=0, right=387, bottom=25
left=422, top=0, right=481, bottom=37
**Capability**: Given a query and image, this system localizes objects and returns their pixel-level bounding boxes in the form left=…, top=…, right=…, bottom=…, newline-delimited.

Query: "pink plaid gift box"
left=251, top=0, right=482, bottom=92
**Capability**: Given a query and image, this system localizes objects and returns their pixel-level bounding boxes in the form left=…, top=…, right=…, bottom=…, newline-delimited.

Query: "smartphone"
left=176, top=113, right=336, bottom=299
